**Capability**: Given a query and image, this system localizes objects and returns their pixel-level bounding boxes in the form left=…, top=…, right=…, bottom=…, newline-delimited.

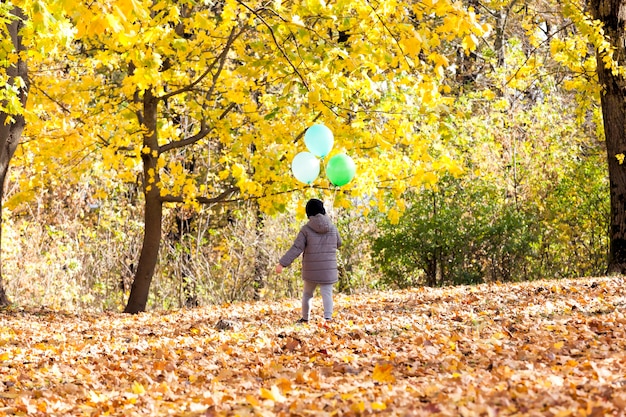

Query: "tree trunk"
left=172, top=211, right=197, bottom=307
left=252, top=203, right=268, bottom=300
left=0, top=7, right=29, bottom=307
left=494, top=9, right=507, bottom=67
left=124, top=89, right=162, bottom=313
left=425, top=256, right=438, bottom=287
left=588, top=0, right=626, bottom=273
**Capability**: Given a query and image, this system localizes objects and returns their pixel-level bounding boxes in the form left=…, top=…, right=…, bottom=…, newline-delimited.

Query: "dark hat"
left=305, top=198, right=326, bottom=218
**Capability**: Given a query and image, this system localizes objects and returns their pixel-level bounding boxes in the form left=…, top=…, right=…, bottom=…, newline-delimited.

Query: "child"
left=275, top=198, right=342, bottom=323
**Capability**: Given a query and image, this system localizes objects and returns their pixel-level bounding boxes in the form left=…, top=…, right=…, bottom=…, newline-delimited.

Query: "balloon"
left=326, top=153, right=356, bottom=186
left=304, top=124, right=334, bottom=157
left=291, top=152, right=320, bottom=184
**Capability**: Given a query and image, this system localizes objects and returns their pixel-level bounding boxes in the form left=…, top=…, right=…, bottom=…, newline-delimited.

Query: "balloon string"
left=330, top=185, right=338, bottom=220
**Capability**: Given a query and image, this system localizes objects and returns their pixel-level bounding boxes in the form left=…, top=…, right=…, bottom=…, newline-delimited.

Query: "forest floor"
left=1, top=276, right=626, bottom=416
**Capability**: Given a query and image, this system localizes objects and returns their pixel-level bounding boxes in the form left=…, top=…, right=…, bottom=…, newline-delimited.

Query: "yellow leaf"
left=260, top=385, right=286, bottom=403
left=423, top=171, right=438, bottom=186
left=131, top=381, right=145, bottom=395
left=616, top=153, right=625, bottom=165
left=276, top=377, right=293, bottom=392
left=400, top=36, right=422, bottom=56
left=308, top=89, right=320, bottom=106
left=483, top=89, right=496, bottom=100
left=372, top=401, right=387, bottom=410
left=105, top=14, right=123, bottom=33
left=350, top=401, right=366, bottom=413
left=428, top=52, right=449, bottom=68
left=372, top=363, right=395, bottom=383
left=246, top=394, right=260, bottom=406
left=231, top=164, right=245, bottom=179
left=89, top=390, right=104, bottom=403
left=387, top=208, right=400, bottom=225
left=0, top=352, right=9, bottom=361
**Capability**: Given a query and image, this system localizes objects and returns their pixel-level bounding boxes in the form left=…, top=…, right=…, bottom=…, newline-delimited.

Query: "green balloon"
left=326, top=154, right=356, bottom=186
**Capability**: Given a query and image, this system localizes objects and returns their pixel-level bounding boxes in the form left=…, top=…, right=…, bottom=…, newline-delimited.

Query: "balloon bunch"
left=291, top=124, right=356, bottom=187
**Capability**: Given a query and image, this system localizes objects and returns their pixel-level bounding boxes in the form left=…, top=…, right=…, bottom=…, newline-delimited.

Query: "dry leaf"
left=0, top=277, right=625, bottom=415
left=372, top=363, right=395, bottom=383
left=260, top=385, right=286, bottom=403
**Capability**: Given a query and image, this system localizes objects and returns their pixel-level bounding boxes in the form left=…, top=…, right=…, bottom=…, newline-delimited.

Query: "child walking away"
left=275, top=199, right=342, bottom=323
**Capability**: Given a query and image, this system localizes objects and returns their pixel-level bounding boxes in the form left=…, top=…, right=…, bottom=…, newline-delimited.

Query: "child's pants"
left=302, top=281, right=334, bottom=320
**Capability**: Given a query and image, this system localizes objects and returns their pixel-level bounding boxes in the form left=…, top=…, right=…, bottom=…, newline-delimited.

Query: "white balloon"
left=291, top=152, right=320, bottom=184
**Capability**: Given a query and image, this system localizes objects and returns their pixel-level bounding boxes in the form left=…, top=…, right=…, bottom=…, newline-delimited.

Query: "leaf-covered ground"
left=1, top=276, right=626, bottom=416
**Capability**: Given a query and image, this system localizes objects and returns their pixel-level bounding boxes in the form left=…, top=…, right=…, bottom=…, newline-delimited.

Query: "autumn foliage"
left=2, top=0, right=624, bottom=312
left=1, top=276, right=625, bottom=416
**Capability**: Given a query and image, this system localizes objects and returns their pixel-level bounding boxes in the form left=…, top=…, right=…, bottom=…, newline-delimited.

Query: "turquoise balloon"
left=304, top=124, right=334, bottom=157
left=326, top=153, right=356, bottom=187
left=291, top=151, right=320, bottom=184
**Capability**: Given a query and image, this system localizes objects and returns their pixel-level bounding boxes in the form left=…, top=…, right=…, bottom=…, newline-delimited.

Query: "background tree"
left=470, top=0, right=610, bottom=278
left=0, top=0, right=106, bottom=308
left=0, top=6, right=28, bottom=306
left=586, top=0, right=626, bottom=273
left=370, top=0, right=611, bottom=286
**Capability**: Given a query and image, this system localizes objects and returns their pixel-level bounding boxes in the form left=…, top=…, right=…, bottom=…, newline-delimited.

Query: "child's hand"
left=275, top=264, right=283, bottom=274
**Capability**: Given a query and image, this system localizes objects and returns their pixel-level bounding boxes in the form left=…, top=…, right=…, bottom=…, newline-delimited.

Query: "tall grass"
left=1, top=198, right=379, bottom=312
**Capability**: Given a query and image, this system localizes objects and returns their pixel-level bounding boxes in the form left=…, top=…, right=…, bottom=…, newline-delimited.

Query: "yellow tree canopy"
left=8, top=0, right=489, bottom=220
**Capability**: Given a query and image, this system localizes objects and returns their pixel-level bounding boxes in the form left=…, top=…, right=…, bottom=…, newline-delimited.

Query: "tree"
left=372, top=176, right=538, bottom=287
left=0, top=0, right=99, bottom=307
left=0, top=6, right=28, bottom=306
left=52, top=0, right=488, bottom=312
left=459, top=0, right=610, bottom=279
left=367, top=0, right=611, bottom=288
left=586, top=0, right=626, bottom=273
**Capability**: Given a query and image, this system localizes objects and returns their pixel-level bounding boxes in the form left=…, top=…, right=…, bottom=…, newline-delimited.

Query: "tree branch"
left=504, top=22, right=575, bottom=89
left=160, top=183, right=342, bottom=206
left=160, top=186, right=240, bottom=204
left=366, top=0, right=413, bottom=70
left=238, top=1, right=310, bottom=90
left=157, top=24, right=247, bottom=154
left=159, top=102, right=237, bottom=153
left=159, top=25, right=243, bottom=102
left=293, top=111, right=323, bottom=144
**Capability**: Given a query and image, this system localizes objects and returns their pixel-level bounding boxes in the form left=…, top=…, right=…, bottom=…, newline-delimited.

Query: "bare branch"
left=30, top=83, right=71, bottom=115
left=159, top=102, right=237, bottom=153
left=157, top=24, right=247, bottom=154
left=160, top=186, right=240, bottom=204
left=504, top=22, right=575, bottom=88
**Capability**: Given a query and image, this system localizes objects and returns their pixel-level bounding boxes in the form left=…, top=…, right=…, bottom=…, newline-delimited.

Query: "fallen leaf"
left=372, top=363, right=395, bottom=383
left=260, top=385, right=286, bottom=403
